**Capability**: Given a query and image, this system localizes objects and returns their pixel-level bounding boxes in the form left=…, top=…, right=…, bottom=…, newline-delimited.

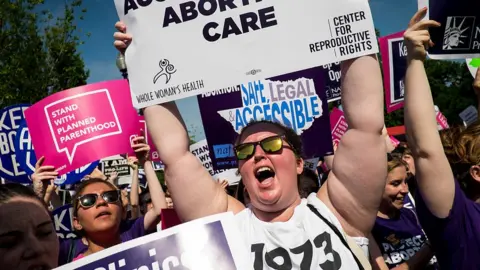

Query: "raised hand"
left=128, top=156, right=139, bottom=170
left=218, top=179, right=229, bottom=189
left=31, top=156, right=58, bottom=183
left=131, top=131, right=150, bottom=165
left=403, top=7, right=441, bottom=62
left=113, top=21, right=132, bottom=53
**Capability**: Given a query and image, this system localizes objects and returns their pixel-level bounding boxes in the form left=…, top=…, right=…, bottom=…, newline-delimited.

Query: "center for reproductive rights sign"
left=25, top=80, right=138, bottom=174
left=45, top=89, right=121, bottom=163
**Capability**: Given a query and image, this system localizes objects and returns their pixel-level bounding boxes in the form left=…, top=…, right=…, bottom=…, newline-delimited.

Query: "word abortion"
left=310, top=12, right=373, bottom=56
left=50, top=104, right=117, bottom=143
left=124, top=0, right=278, bottom=42
left=219, top=78, right=322, bottom=134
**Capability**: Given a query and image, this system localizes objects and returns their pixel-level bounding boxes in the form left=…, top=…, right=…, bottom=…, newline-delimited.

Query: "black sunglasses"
left=77, top=190, right=121, bottom=209
left=234, top=135, right=294, bottom=161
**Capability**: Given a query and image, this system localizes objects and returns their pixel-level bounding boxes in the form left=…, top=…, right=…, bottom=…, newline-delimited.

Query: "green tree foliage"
left=0, top=0, right=89, bottom=107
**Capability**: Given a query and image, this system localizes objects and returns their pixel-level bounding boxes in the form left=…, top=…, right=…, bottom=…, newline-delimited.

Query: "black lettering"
left=290, top=240, right=313, bottom=270
left=163, top=7, right=182, bottom=27
left=259, top=6, right=277, bottom=28
left=265, top=247, right=292, bottom=269
left=218, top=0, right=237, bottom=11
left=251, top=243, right=264, bottom=270
left=203, top=22, right=221, bottom=42
left=180, top=1, right=199, bottom=22
left=198, top=0, right=217, bottom=16
left=137, top=0, right=152, bottom=7
left=240, top=12, right=260, bottom=33
left=124, top=0, right=139, bottom=15
left=222, top=17, right=242, bottom=39
left=313, top=232, right=342, bottom=270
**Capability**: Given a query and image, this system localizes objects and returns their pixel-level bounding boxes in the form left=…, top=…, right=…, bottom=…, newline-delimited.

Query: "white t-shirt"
left=235, top=193, right=365, bottom=270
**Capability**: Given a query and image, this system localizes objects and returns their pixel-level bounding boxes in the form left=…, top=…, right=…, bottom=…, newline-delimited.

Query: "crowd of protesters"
left=1, top=7, right=480, bottom=270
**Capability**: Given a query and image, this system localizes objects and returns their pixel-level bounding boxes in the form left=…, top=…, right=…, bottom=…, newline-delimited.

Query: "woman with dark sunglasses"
left=114, top=21, right=387, bottom=269
left=33, top=135, right=166, bottom=265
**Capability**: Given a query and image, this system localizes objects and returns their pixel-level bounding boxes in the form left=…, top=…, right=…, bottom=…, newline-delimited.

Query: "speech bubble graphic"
left=44, top=89, right=122, bottom=164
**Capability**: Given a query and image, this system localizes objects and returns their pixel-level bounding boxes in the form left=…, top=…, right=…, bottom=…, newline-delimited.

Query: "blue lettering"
left=263, top=104, right=272, bottom=121
left=247, top=82, right=258, bottom=105
left=235, top=109, right=245, bottom=131
left=272, top=103, right=281, bottom=123
left=310, top=96, right=320, bottom=116
left=253, top=105, right=262, bottom=120
left=241, top=84, right=249, bottom=106
left=242, top=107, right=253, bottom=125
left=280, top=101, right=293, bottom=129
left=302, top=98, right=313, bottom=122
left=289, top=100, right=297, bottom=132
left=256, top=81, right=267, bottom=104
left=294, top=99, right=305, bottom=130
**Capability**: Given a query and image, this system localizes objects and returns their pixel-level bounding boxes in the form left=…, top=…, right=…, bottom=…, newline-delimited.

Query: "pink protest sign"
left=127, top=116, right=160, bottom=162
left=379, top=31, right=407, bottom=113
left=389, top=136, right=400, bottom=148
left=436, top=110, right=449, bottom=130
left=25, top=80, right=138, bottom=174
left=330, top=107, right=348, bottom=146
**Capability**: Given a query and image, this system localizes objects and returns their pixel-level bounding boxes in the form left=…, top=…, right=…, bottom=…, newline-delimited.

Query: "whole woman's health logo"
left=153, top=59, right=177, bottom=84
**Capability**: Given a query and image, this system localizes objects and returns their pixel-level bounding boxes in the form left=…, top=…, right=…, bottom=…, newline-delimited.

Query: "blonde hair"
left=387, top=154, right=409, bottom=173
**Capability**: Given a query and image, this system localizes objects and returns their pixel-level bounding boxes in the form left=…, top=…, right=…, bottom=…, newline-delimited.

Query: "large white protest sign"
left=55, top=212, right=252, bottom=270
left=114, top=0, right=378, bottom=108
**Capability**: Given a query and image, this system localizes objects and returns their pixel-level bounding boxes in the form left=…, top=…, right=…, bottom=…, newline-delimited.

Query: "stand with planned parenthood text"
left=54, top=213, right=252, bottom=270
left=114, top=0, right=379, bottom=108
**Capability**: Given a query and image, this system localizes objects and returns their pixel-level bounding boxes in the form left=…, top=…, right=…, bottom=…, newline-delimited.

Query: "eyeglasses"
left=235, top=135, right=294, bottom=161
left=77, top=190, right=121, bottom=209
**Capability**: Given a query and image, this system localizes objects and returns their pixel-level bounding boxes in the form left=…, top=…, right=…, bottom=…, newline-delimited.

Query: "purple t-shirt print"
left=58, top=217, right=147, bottom=266
left=415, top=179, right=480, bottom=270
left=372, top=208, right=438, bottom=269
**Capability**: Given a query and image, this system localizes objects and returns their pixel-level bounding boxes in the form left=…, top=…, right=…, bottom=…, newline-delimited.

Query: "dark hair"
left=235, top=180, right=246, bottom=204
left=299, top=168, right=320, bottom=198
left=72, top=178, right=119, bottom=217
left=0, top=183, right=49, bottom=210
left=236, top=120, right=304, bottom=159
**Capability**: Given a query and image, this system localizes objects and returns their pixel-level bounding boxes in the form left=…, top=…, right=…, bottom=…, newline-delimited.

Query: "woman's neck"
left=84, top=233, right=122, bottom=255
left=253, top=196, right=302, bottom=223
left=377, top=204, right=399, bottom=219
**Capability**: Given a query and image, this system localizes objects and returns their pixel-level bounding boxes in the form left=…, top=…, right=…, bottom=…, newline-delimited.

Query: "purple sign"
left=197, top=67, right=333, bottom=170
left=322, top=63, right=342, bottom=103
left=70, top=221, right=237, bottom=270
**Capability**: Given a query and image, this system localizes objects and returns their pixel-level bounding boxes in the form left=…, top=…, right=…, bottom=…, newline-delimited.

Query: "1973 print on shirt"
left=115, top=0, right=378, bottom=108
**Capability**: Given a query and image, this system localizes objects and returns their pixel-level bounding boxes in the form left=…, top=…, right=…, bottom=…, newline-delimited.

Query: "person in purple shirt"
left=369, top=155, right=437, bottom=269
left=32, top=134, right=166, bottom=266
left=403, top=8, right=480, bottom=269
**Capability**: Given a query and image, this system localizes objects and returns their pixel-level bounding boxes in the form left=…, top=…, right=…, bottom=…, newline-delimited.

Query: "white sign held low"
left=114, top=0, right=379, bottom=108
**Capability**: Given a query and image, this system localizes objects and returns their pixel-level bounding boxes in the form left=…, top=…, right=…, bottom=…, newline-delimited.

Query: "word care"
left=114, top=0, right=378, bottom=108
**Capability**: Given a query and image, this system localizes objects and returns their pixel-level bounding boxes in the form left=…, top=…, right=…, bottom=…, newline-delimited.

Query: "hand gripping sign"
left=25, top=80, right=139, bottom=175
left=0, top=104, right=31, bottom=183
left=127, top=116, right=160, bottom=161
left=14, top=120, right=99, bottom=185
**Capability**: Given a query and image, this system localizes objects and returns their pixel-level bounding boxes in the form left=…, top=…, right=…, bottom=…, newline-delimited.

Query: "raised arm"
left=128, top=157, right=140, bottom=219
left=403, top=8, right=454, bottom=218
left=318, top=53, right=387, bottom=236
left=114, top=22, right=244, bottom=220
left=131, top=135, right=166, bottom=231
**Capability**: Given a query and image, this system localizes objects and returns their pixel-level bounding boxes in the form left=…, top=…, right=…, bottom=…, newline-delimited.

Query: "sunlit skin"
left=73, top=182, right=123, bottom=235
left=237, top=123, right=303, bottom=221
left=0, top=198, right=59, bottom=270
left=378, top=166, right=409, bottom=218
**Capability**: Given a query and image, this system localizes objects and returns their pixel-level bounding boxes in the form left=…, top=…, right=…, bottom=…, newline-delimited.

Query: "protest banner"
left=52, top=204, right=76, bottom=240
left=0, top=104, right=32, bottom=183
left=25, top=80, right=139, bottom=175
left=197, top=67, right=333, bottom=170
left=55, top=212, right=252, bottom=270
left=189, top=139, right=233, bottom=177
left=100, top=155, right=131, bottom=177
left=323, top=62, right=343, bottom=103
left=160, top=208, right=183, bottom=231
left=418, top=0, right=480, bottom=59
left=379, top=31, right=407, bottom=113
left=127, top=115, right=160, bottom=161
left=14, top=120, right=98, bottom=185
left=330, top=107, right=348, bottom=146
left=435, top=105, right=449, bottom=130
left=459, top=105, right=478, bottom=127
left=389, top=136, right=401, bottom=148
left=114, top=0, right=378, bottom=108
left=467, top=58, right=479, bottom=78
